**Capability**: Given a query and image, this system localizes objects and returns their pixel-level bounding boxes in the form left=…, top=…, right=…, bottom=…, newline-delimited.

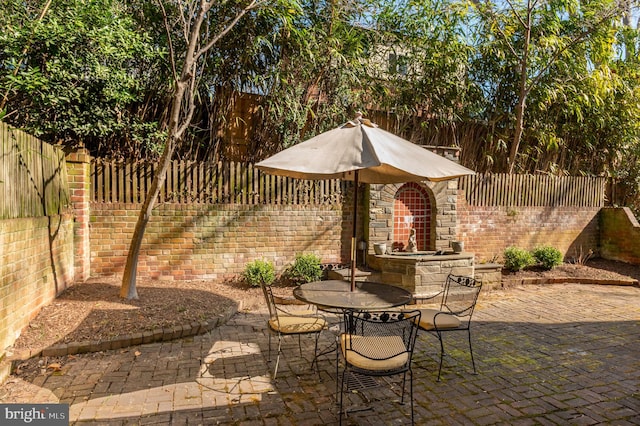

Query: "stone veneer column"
left=66, top=146, right=91, bottom=282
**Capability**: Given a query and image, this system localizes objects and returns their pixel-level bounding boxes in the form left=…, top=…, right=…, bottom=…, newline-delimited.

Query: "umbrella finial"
left=354, top=111, right=378, bottom=128
left=344, top=112, right=369, bottom=128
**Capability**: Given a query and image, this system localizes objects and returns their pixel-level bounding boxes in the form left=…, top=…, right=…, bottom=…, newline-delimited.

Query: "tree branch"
left=197, top=0, right=264, bottom=58
left=158, top=0, right=178, bottom=82
left=476, top=1, right=520, bottom=59
left=503, top=0, right=528, bottom=29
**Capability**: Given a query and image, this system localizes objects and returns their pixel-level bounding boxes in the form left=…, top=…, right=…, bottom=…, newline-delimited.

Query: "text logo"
left=1, top=404, right=68, bottom=425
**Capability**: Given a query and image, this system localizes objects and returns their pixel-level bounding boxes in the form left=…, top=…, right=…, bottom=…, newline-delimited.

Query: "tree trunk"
left=120, top=75, right=188, bottom=299
left=508, top=7, right=532, bottom=174
left=120, top=136, right=176, bottom=299
left=509, top=99, right=526, bottom=174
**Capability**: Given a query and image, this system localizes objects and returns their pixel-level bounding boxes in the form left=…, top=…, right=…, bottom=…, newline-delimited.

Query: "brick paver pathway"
left=1, top=283, right=639, bottom=425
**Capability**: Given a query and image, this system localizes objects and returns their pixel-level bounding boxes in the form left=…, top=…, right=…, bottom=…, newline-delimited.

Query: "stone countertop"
left=375, top=251, right=474, bottom=261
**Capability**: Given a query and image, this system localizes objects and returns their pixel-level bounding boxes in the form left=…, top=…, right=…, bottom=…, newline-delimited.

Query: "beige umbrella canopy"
left=256, top=114, right=475, bottom=291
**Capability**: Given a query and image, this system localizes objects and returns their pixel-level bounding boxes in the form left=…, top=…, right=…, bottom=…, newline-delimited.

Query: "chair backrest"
left=440, top=274, right=482, bottom=319
left=343, top=310, right=421, bottom=365
left=259, top=281, right=279, bottom=323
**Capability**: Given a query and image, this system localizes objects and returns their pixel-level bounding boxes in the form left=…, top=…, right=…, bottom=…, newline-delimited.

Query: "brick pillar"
left=66, top=147, right=91, bottom=282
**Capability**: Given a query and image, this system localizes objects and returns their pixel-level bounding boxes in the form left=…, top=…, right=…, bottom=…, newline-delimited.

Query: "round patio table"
left=293, top=280, right=412, bottom=311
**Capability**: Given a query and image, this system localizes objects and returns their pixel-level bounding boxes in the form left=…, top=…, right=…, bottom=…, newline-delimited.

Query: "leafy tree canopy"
left=0, top=0, right=639, bottom=188
left=0, top=0, right=166, bottom=158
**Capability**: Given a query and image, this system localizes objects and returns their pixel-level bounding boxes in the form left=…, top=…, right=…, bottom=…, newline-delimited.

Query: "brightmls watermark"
left=0, top=404, right=68, bottom=425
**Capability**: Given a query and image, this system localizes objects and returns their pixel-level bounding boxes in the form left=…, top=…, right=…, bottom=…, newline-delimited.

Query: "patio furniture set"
left=259, top=274, right=483, bottom=425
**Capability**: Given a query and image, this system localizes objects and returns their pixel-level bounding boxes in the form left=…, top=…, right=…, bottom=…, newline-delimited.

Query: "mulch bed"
left=6, top=258, right=639, bottom=359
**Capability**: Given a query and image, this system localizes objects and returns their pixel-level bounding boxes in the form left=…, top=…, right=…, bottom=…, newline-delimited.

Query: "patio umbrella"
left=256, top=114, right=475, bottom=291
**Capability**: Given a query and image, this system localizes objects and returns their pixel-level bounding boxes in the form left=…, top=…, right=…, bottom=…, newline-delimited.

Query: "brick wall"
left=0, top=214, right=74, bottom=352
left=600, top=207, right=640, bottom=264
left=457, top=197, right=601, bottom=263
left=90, top=203, right=347, bottom=280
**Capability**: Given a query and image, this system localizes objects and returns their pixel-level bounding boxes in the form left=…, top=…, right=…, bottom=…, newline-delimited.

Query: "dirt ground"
left=6, top=257, right=640, bottom=358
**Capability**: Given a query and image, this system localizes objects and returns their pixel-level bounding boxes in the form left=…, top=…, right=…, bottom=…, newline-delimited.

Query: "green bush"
left=532, top=245, right=564, bottom=270
left=285, top=253, right=322, bottom=284
left=503, top=246, right=535, bottom=272
left=242, top=259, right=275, bottom=287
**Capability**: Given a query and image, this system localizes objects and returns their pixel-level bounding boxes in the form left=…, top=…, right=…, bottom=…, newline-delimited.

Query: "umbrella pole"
left=350, top=171, right=358, bottom=292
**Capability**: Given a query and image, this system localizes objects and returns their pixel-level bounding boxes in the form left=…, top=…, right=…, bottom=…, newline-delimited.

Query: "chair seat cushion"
left=340, top=335, right=408, bottom=371
left=417, top=308, right=461, bottom=330
left=269, top=315, right=326, bottom=334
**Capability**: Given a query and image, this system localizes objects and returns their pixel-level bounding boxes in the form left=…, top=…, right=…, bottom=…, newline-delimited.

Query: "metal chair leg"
left=310, top=331, right=321, bottom=372
left=468, top=329, right=477, bottom=374
left=437, top=331, right=445, bottom=382
left=273, top=333, right=282, bottom=380
left=338, top=368, right=347, bottom=425
left=335, top=341, right=340, bottom=402
left=400, top=370, right=407, bottom=404
left=410, top=370, right=414, bottom=425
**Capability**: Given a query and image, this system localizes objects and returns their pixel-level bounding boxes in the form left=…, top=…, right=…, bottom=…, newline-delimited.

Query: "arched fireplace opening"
left=393, top=182, right=434, bottom=252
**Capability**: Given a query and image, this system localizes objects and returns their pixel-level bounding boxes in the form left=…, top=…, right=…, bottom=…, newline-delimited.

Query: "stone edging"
left=6, top=303, right=239, bottom=364
left=501, top=277, right=639, bottom=287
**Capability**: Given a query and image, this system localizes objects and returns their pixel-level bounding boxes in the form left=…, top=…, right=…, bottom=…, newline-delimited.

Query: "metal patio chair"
left=337, top=310, right=421, bottom=425
left=416, top=274, right=483, bottom=381
left=260, top=282, right=327, bottom=380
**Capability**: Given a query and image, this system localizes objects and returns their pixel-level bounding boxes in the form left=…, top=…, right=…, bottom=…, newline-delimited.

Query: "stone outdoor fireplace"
left=361, top=148, right=475, bottom=297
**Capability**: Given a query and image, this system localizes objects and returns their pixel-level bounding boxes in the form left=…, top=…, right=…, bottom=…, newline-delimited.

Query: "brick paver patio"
left=2, top=283, right=639, bottom=425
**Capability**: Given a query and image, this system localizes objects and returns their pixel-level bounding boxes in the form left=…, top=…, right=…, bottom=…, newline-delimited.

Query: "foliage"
left=570, top=246, right=594, bottom=265
left=467, top=0, right=635, bottom=171
left=0, top=0, right=165, bottom=157
left=503, top=246, right=535, bottom=272
left=2, top=0, right=640, bottom=209
left=242, top=259, right=276, bottom=287
left=284, top=253, right=322, bottom=284
left=247, top=0, right=370, bottom=158
left=532, top=246, right=564, bottom=270
left=363, top=0, right=476, bottom=123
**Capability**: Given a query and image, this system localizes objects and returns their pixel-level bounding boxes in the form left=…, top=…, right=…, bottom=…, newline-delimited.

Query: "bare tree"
left=120, top=0, right=263, bottom=299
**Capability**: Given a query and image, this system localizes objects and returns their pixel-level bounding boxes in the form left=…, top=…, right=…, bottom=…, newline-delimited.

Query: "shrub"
left=533, top=245, right=563, bottom=270
left=285, top=253, right=322, bottom=284
left=242, top=259, right=275, bottom=287
left=503, top=246, right=535, bottom=272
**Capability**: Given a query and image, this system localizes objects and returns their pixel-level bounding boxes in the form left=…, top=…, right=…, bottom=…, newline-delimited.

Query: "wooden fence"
left=1, top=122, right=70, bottom=219
left=91, top=159, right=608, bottom=208
left=91, top=159, right=345, bottom=205
left=459, top=173, right=606, bottom=207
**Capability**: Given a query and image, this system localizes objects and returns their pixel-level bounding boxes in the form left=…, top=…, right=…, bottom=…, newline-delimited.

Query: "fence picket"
left=1, top=131, right=5, bottom=216
left=84, top=159, right=607, bottom=209
left=1, top=123, right=70, bottom=219
left=119, top=162, right=125, bottom=203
